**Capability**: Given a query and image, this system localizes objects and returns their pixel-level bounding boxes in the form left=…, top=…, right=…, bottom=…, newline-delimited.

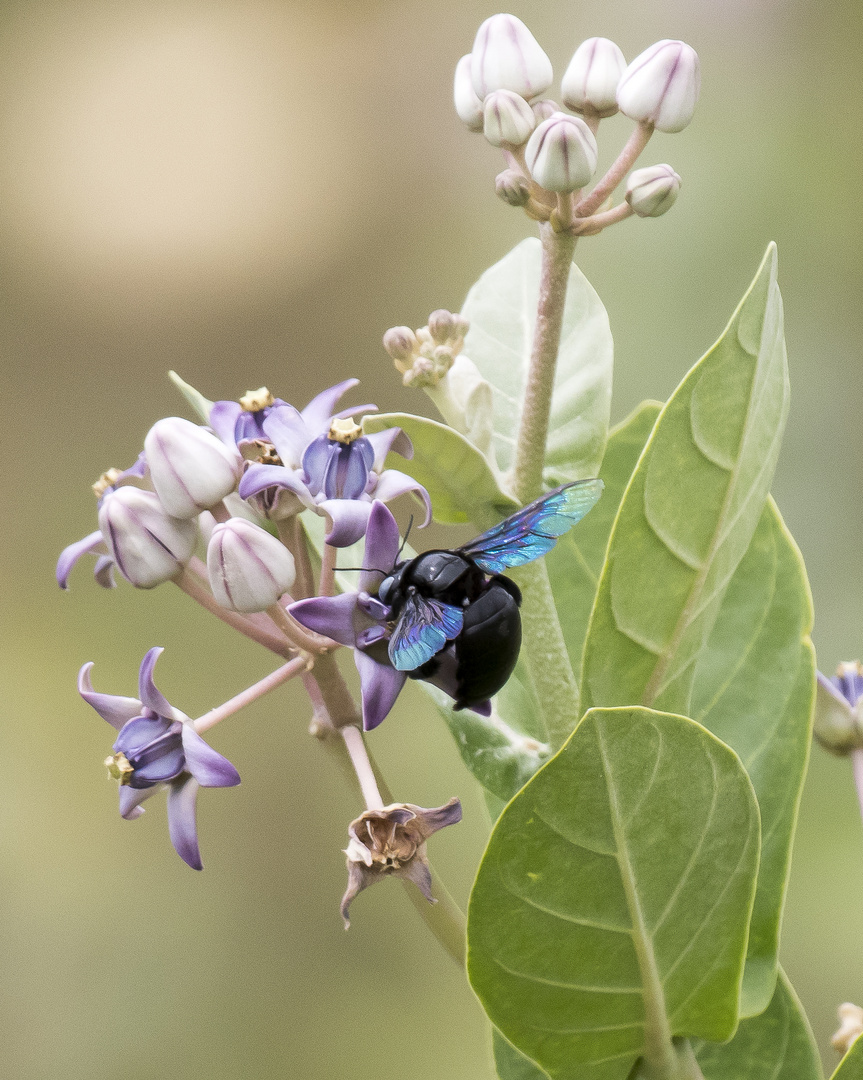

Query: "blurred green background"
left=1, top=0, right=862, bottom=1075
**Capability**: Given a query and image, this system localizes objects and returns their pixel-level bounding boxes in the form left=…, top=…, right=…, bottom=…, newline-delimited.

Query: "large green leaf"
left=546, top=401, right=661, bottom=673
left=694, top=968, right=822, bottom=1079
left=363, top=412, right=517, bottom=527
left=462, top=237, right=613, bottom=484
left=493, top=1028, right=550, bottom=1079
left=582, top=243, right=788, bottom=716
left=468, top=707, right=760, bottom=1080
left=832, top=1034, right=863, bottom=1079
left=691, top=500, right=814, bottom=1015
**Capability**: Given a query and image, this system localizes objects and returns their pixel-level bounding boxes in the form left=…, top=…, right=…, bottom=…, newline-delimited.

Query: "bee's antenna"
left=339, top=565, right=388, bottom=574
left=397, top=516, right=414, bottom=560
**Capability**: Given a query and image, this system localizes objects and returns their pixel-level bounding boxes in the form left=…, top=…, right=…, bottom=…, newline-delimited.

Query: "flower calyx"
left=340, top=798, right=463, bottom=926
left=815, top=663, right=863, bottom=755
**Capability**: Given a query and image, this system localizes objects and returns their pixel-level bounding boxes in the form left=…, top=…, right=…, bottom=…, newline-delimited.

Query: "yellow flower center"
left=328, top=417, right=363, bottom=444
left=92, top=469, right=123, bottom=499
left=104, top=752, right=134, bottom=784
left=239, top=387, right=275, bottom=412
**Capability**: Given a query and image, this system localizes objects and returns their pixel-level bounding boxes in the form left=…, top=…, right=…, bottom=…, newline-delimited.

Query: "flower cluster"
left=455, top=16, right=697, bottom=233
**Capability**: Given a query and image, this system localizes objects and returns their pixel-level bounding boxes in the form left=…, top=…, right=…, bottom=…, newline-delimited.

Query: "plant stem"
left=573, top=202, right=634, bottom=236
left=508, top=222, right=583, bottom=750
left=174, top=570, right=292, bottom=657
left=512, top=222, right=577, bottom=505
left=278, top=516, right=315, bottom=599
left=851, top=748, right=863, bottom=826
left=320, top=542, right=337, bottom=597
left=266, top=601, right=335, bottom=655
left=576, top=120, right=653, bottom=218
left=193, top=656, right=309, bottom=733
left=341, top=724, right=384, bottom=809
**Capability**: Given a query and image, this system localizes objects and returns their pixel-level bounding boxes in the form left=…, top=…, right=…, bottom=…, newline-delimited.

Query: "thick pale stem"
left=573, top=202, right=634, bottom=236
left=320, top=543, right=337, bottom=597
left=266, top=601, right=335, bottom=655
left=194, top=657, right=308, bottom=733
left=512, top=222, right=577, bottom=505
left=278, top=516, right=314, bottom=599
left=637, top=1039, right=706, bottom=1080
left=851, top=748, right=863, bottom=826
left=576, top=121, right=653, bottom=218
left=341, top=724, right=384, bottom=809
left=307, top=651, right=362, bottom=728
left=174, top=570, right=292, bottom=657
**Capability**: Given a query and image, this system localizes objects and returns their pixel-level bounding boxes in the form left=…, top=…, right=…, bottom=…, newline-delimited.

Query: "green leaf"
left=691, top=500, right=815, bottom=1015
left=546, top=400, right=661, bottom=673
left=831, top=1033, right=863, bottom=1079
left=493, top=1028, right=550, bottom=1079
left=694, top=968, right=822, bottom=1079
left=362, top=412, right=518, bottom=527
left=462, top=237, right=613, bottom=485
left=582, top=242, right=788, bottom=715
left=468, top=707, right=760, bottom=1080
left=168, top=370, right=214, bottom=423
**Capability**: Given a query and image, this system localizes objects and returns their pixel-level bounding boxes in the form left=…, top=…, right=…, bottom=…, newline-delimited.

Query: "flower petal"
left=373, top=470, right=432, bottom=527
left=319, top=499, right=372, bottom=548
left=56, top=531, right=106, bottom=589
left=366, top=428, right=413, bottom=472
left=138, top=647, right=183, bottom=721
left=93, top=555, right=117, bottom=589
left=262, top=405, right=310, bottom=467
left=209, top=401, right=243, bottom=447
left=238, top=463, right=314, bottom=506
left=397, top=854, right=435, bottom=902
left=332, top=403, right=377, bottom=422
left=167, top=775, right=203, bottom=869
left=359, top=502, right=401, bottom=593
left=133, top=746, right=186, bottom=784
left=340, top=858, right=373, bottom=927
left=181, top=726, right=241, bottom=787
left=119, top=783, right=159, bottom=820
left=78, top=663, right=143, bottom=730
left=289, top=594, right=358, bottom=646
left=113, top=714, right=172, bottom=754
left=354, top=651, right=406, bottom=730
left=301, top=378, right=359, bottom=434
left=407, top=797, right=463, bottom=837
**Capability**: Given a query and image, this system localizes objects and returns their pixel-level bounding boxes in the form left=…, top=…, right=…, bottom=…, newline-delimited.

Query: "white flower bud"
left=561, top=37, right=626, bottom=118
left=525, top=112, right=597, bottom=193
left=616, top=40, right=700, bottom=133
left=470, top=14, right=553, bottom=101
left=483, top=89, right=536, bottom=148
left=531, top=99, right=558, bottom=123
left=453, top=54, right=484, bottom=132
left=98, top=487, right=197, bottom=588
left=625, top=164, right=681, bottom=217
left=207, top=518, right=296, bottom=613
left=145, top=417, right=242, bottom=519
left=495, top=169, right=531, bottom=207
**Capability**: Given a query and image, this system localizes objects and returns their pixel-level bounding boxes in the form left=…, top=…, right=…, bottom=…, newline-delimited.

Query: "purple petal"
left=319, top=500, right=372, bottom=548
left=301, top=378, right=359, bottom=433
left=167, top=775, right=203, bottom=870
left=372, top=470, right=432, bottom=527
left=412, top=797, right=463, bottom=835
left=114, top=715, right=172, bottom=754
left=470, top=699, right=493, bottom=717
left=209, top=401, right=243, bottom=446
left=138, top=648, right=178, bottom=720
left=289, top=594, right=359, bottom=646
left=57, top=531, right=106, bottom=589
left=354, top=651, right=406, bottom=730
left=331, top=439, right=374, bottom=500
left=302, top=436, right=336, bottom=495
left=78, top=663, right=143, bottom=730
left=182, top=726, right=241, bottom=788
left=133, top=746, right=186, bottom=784
left=118, top=784, right=159, bottom=820
left=332, top=403, right=377, bottom=422
left=817, top=670, right=854, bottom=710
left=399, top=856, right=435, bottom=902
left=238, top=463, right=314, bottom=505
left=93, top=555, right=117, bottom=589
left=356, top=625, right=387, bottom=648
left=116, top=452, right=149, bottom=484
left=262, top=405, right=310, bottom=467
left=357, top=593, right=390, bottom=621
left=340, top=860, right=372, bottom=927
left=366, top=428, right=413, bottom=471
left=359, top=502, right=401, bottom=592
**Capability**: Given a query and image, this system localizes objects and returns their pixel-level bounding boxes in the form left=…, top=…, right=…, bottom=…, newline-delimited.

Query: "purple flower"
left=235, top=378, right=430, bottom=547
left=341, top=798, right=462, bottom=926
left=79, top=648, right=240, bottom=869
left=815, top=662, right=863, bottom=756
left=289, top=501, right=405, bottom=730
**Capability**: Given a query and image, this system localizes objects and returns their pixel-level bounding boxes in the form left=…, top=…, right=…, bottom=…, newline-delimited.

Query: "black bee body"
left=377, top=551, right=522, bottom=711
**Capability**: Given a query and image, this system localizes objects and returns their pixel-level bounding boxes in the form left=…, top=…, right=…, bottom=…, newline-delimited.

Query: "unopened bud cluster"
left=455, top=15, right=699, bottom=236
left=384, top=309, right=469, bottom=389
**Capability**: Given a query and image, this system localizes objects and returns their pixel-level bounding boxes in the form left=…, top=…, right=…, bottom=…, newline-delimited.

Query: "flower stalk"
left=194, top=656, right=309, bottom=734
left=576, top=120, right=654, bottom=218
left=174, top=569, right=293, bottom=657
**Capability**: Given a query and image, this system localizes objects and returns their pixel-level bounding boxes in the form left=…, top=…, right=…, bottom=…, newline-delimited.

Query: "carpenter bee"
left=376, top=479, right=604, bottom=712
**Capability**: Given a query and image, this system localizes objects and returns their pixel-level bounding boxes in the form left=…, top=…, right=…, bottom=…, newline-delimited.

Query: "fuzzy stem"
left=193, top=656, right=309, bottom=733
left=341, top=724, right=384, bottom=809
left=576, top=120, right=653, bottom=218
left=266, top=601, right=335, bottom=655
left=278, top=516, right=315, bottom=599
left=573, top=202, right=634, bottom=235
left=307, top=651, right=363, bottom=728
left=512, top=222, right=577, bottom=505
left=174, top=570, right=292, bottom=657
left=636, top=1040, right=706, bottom=1080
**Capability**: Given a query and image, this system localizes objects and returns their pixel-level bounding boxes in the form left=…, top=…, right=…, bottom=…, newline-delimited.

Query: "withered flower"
left=340, top=799, right=462, bottom=926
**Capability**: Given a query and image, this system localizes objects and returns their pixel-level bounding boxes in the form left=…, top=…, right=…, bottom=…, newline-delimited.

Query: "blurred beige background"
left=1, top=0, right=862, bottom=1076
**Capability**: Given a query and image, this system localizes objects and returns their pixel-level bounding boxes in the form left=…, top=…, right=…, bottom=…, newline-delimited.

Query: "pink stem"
left=576, top=121, right=653, bottom=218
left=174, top=571, right=292, bottom=657
left=193, top=657, right=309, bottom=733
left=341, top=725, right=384, bottom=810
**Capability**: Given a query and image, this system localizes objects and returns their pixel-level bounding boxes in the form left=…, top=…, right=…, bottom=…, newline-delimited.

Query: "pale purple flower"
left=289, top=501, right=405, bottom=730
left=237, top=378, right=430, bottom=547
left=341, top=798, right=463, bottom=926
left=79, top=647, right=240, bottom=869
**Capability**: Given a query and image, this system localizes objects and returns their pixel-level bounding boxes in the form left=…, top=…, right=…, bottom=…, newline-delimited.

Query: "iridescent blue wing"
left=459, top=479, right=604, bottom=574
left=388, top=590, right=464, bottom=672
